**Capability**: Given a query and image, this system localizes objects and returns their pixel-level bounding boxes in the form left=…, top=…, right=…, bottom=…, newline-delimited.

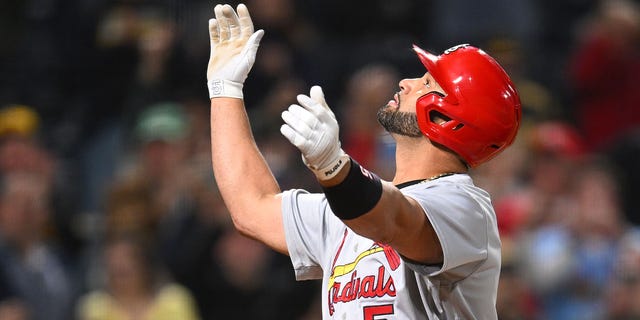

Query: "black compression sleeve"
left=321, top=159, right=383, bottom=220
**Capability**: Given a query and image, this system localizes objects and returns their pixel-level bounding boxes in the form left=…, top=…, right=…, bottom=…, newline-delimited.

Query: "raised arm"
left=207, top=4, right=286, bottom=254
left=280, top=87, right=442, bottom=264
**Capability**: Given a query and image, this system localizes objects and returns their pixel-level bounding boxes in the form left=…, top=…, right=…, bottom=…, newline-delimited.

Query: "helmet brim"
left=412, top=45, right=454, bottom=99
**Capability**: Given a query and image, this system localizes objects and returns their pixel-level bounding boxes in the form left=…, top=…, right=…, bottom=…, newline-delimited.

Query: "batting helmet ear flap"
left=416, top=92, right=455, bottom=139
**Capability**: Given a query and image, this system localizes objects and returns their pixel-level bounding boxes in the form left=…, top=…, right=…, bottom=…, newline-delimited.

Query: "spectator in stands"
left=76, top=235, right=200, bottom=320
left=0, top=172, right=75, bottom=320
left=568, top=0, right=640, bottom=152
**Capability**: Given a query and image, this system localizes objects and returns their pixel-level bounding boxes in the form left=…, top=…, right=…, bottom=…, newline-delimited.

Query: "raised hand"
left=207, top=4, right=264, bottom=99
left=280, top=86, right=349, bottom=180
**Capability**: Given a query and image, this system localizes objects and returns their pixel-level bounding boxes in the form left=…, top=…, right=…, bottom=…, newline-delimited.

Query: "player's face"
left=377, top=73, right=445, bottom=137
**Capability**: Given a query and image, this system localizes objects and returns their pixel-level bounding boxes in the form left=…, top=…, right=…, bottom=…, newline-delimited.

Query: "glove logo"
left=323, top=158, right=344, bottom=178
left=211, top=79, right=224, bottom=95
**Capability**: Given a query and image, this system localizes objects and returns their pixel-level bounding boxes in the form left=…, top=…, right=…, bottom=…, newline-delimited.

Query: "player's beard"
left=376, top=104, right=423, bottom=137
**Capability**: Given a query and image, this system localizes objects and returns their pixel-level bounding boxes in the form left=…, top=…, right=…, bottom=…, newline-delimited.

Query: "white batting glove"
left=207, top=4, right=264, bottom=99
left=280, top=86, right=349, bottom=180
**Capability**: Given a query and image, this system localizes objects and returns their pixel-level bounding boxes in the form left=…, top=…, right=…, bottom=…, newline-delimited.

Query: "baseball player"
left=207, top=4, right=521, bottom=319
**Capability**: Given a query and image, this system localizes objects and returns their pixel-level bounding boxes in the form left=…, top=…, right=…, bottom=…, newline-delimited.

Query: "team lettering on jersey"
left=327, top=230, right=401, bottom=315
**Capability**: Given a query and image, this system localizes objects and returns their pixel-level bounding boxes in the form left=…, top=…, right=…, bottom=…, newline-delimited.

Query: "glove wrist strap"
left=208, top=79, right=243, bottom=99
left=310, top=153, right=350, bottom=181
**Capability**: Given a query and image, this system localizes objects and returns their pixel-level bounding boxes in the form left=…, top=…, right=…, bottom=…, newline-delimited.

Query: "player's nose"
left=398, top=78, right=420, bottom=94
left=398, top=78, right=410, bottom=94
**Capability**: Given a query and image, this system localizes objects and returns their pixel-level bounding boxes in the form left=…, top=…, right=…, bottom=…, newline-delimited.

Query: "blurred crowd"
left=0, top=0, right=639, bottom=319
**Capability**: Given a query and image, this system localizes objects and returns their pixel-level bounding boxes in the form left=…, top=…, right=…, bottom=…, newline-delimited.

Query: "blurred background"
left=0, top=0, right=639, bottom=319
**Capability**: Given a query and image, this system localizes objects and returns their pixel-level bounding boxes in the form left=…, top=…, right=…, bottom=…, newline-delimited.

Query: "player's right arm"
left=207, top=4, right=287, bottom=255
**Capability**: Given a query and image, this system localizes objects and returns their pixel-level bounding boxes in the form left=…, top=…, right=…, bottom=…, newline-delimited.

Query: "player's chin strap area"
left=322, top=158, right=383, bottom=220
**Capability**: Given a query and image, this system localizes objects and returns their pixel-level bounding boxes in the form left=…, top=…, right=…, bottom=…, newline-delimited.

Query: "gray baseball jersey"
left=281, top=174, right=501, bottom=319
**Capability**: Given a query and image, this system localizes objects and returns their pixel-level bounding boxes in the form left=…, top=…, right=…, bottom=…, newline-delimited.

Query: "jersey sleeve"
left=402, top=181, right=495, bottom=280
left=281, top=189, right=343, bottom=281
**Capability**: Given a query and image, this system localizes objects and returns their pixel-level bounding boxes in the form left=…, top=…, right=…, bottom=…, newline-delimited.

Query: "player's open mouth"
left=387, top=92, right=400, bottom=109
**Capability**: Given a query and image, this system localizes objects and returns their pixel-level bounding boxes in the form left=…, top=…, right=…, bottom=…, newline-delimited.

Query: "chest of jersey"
left=324, top=229, right=407, bottom=319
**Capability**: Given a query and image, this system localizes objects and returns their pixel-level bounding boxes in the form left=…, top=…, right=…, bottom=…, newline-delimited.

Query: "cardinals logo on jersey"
left=326, top=230, right=401, bottom=316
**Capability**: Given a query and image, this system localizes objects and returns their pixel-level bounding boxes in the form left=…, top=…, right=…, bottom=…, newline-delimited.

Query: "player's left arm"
left=208, top=4, right=287, bottom=255
left=281, top=87, right=442, bottom=264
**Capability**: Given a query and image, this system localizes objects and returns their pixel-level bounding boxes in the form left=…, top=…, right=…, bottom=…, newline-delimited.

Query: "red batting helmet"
left=413, top=44, right=522, bottom=167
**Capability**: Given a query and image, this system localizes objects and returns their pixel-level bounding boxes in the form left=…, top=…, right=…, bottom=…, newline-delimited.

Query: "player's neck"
left=392, top=139, right=467, bottom=185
